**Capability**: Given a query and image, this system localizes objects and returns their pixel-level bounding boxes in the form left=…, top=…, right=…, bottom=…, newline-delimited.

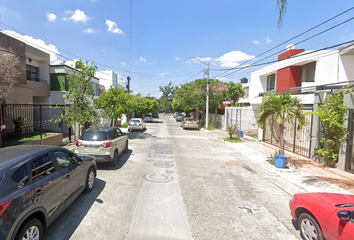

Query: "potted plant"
left=13, top=116, right=26, bottom=139
left=257, top=93, right=305, bottom=168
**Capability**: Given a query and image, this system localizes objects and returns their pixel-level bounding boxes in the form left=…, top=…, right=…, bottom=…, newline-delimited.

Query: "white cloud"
left=2, top=30, right=61, bottom=63
left=120, top=62, right=127, bottom=66
left=106, top=20, right=124, bottom=34
left=46, top=12, right=57, bottom=22
left=139, top=56, right=146, bottom=62
left=253, top=40, right=260, bottom=45
left=63, top=9, right=89, bottom=23
left=83, top=28, right=95, bottom=33
left=175, top=57, right=180, bottom=60
left=157, top=72, right=169, bottom=78
left=266, top=37, right=273, bottom=43
left=216, top=51, right=255, bottom=68
left=52, top=59, right=80, bottom=67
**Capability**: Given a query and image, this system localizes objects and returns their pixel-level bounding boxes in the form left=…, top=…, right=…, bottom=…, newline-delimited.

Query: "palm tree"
left=276, top=0, right=288, bottom=27
left=257, top=92, right=305, bottom=156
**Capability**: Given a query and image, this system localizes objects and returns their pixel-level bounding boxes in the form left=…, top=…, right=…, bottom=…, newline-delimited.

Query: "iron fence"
left=1, top=103, right=72, bottom=147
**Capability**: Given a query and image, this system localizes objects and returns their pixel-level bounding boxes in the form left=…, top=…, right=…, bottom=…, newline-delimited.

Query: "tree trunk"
left=279, top=123, right=285, bottom=156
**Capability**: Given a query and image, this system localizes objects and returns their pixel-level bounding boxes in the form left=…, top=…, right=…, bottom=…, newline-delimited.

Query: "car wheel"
left=298, top=213, right=324, bottom=240
left=128, top=129, right=131, bottom=132
left=84, top=167, right=96, bottom=193
left=16, top=218, right=43, bottom=240
left=124, top=141, right=128, bottom=153
left=109, top=150, right=118, bottom=167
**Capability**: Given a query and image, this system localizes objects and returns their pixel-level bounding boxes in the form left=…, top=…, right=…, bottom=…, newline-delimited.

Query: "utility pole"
left=206, top=63, right=209, bottom=130
left=127, top=76, right=131, bottom=121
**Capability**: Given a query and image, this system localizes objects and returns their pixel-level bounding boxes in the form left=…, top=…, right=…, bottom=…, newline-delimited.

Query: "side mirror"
left=337, top=210, right=351, bottom=221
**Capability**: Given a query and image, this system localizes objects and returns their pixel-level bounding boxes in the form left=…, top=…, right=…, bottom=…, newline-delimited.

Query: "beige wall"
left=27, top=80, right=50, bottom=97
left=7, top=86, right=33, bottom=103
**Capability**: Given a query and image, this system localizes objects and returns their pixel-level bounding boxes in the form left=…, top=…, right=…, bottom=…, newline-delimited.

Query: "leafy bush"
left=122, top=122, right=128, bottom=128
left=13, top=116, right=26, bottom=126
left=226, top=124, right=238, bottom=139
left=268, top=151, right=280, bottom=165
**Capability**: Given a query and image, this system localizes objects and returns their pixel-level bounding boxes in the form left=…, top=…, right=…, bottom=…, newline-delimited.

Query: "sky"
left=1, top=0, right=354, bottom=98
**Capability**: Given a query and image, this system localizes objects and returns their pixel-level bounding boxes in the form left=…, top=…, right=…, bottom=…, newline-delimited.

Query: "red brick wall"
left=278, top=49, right=305, bottom=61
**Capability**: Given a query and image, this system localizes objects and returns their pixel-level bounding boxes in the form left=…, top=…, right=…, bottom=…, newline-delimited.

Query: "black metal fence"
left=1, top=103, right=72, bottom=147
left=263, top=108, right=313, bottom=158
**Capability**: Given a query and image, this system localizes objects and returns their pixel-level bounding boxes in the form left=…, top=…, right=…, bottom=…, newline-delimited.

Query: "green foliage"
left=226, top=124, right=239, bottom=139
left=257, top=92, right=305, bottom=156
left=94, top=87, right=135, bottom=127
left=227, top=81, right=245, bottom=105
left=268, top=151, right=280, bottom=165
left=159, top=96, right=171, bottom=111
left=121, top=122, right=128, bottom=128
left=172, top=78, right=227, bottom=113
left=52, top=59, right=100, bottom=133
left=13, top=116, right=26, bottom=126
left=311, top=85, right=354, bottom=166
left=159, top=81, right=178, bottom=102
left=205, top=124, right=216, bottom=130
left=133, top=96, right=159, bottom=116
left=223, top=137, right=242, bottom=143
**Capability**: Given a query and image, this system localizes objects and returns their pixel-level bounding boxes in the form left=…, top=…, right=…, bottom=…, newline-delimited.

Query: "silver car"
left=75, top=126, right=128, bottom=167
left=128, top=118, right=146, bottom=132
left=176, top=113, right=184, bottom=122
left=181, top=117, right=200, bottom=130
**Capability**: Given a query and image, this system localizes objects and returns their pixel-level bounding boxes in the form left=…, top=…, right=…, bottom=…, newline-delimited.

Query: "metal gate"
left=263, top=108, right=313, bottom=157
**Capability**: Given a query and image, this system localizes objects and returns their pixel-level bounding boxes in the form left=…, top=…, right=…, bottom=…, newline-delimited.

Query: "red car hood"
left=299, top=193, right=354, bottom=206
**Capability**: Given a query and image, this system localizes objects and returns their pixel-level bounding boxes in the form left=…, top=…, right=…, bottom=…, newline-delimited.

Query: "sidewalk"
left=204, top=128, right=354, bottom=194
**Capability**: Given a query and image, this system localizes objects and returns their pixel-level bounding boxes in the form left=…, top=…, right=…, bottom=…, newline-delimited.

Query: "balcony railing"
left=27, top=77, right=49, bottom=84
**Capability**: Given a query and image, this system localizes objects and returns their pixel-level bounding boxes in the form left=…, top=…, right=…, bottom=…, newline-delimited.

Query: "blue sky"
left=1, top=0, right=354, bottom=97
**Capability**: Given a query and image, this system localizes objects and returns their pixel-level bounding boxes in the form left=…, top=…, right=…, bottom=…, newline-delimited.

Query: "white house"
left=95, top=70, right=126, bottom=91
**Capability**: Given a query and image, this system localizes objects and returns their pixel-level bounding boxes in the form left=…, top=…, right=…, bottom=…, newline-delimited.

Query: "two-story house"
left=0, top=32, right=50, bottom=104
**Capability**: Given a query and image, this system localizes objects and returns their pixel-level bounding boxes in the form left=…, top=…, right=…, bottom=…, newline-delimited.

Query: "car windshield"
left=177, top=113, right=184, bottom=116
left=80, top=131, right=108, bottom=141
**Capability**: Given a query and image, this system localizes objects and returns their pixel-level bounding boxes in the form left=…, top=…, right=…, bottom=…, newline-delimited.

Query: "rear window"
left=11, top=163, right=29, bottom=186
left=186, top=118, right=197, bottom=122
left=80, top=131, right=108, bottom=141
left=145, top=115, right=151, bottom=117
left=130, top=120, right=140, bottom=123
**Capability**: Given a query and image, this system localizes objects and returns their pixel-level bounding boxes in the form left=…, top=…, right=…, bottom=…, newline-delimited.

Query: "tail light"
left=196, top=122, right=199, bottom=125
left=184, top=122, right=187, bottom=124
left=0, top=200, right=12, bottom=216
left=128, top=124, right=130, bottom=126
left=76, top=141, right=83, bottom=147
left=101, top=142, right=113, bottom=148
left=139, top=123, right=142, bottom=126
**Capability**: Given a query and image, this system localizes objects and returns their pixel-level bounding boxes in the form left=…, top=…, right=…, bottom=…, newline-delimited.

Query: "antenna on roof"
left=286, top=44, right=296, bottom=50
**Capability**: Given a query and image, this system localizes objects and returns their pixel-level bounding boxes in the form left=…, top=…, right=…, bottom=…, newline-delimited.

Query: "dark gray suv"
left=0, top=145, right=96, bottom=240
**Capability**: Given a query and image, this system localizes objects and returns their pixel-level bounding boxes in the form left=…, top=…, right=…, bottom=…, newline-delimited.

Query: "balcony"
left=27, top=76, right=49, bottom=84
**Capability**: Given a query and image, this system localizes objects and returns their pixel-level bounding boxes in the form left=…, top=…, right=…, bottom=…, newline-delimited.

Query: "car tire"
left=109, top=150, right=118, bottom=167
left=84, top=167, right=96, bottom=193
left=16, top=218, right=43, bottom=240
left=298, top=213, right=324, bottom=240
left=128, top=129, right=131, bottom=132
left=124, top=141, right=128, bottom=153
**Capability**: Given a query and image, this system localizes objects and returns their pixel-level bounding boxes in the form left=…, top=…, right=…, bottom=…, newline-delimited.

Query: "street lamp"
left=187, top=57, right=210, bottom=129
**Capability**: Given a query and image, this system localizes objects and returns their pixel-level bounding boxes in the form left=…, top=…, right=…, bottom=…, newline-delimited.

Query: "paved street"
left=45, top=115, right=309, bottom=240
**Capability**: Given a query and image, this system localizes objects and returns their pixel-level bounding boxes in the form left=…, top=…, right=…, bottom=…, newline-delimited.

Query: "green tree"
left=159, top=82, right=178, bottom=102
left=227, top=81, right=245, bottom=105
left=158, top=96, right=171, bottom=111
left=257, top=92, right=305, bottom=156
left=311, top=85, right=354, bottom=166
left=134, top=96, right=159, bottom=116
left=52, top=59, right=99, bottom=133
left=94, top=87, right=135, bottom=127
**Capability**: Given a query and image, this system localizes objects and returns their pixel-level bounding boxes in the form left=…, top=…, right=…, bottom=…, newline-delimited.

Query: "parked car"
left=152, top=112, right=159, bottom=118
left=144, top=114, right=153, bottom=122
left=176, top=113, right=184, bottom=122
left=128, top=118, right=146, bottom=132
left=75, top=126, right=128, bottom=167
left=289, top=192, right=354, bottom=240
left=0, top=145, right=96, bottom=240
left=173, top=112, right=178, bottom=118
left=181, top=117, right=200, bottom=130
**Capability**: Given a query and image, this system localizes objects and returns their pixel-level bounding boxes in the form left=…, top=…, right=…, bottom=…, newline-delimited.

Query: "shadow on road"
left=97, top=150, right=132, bottom=170
left=127, top=132, right=156, bottom=140
left=44, top=178, right=106, bottom=240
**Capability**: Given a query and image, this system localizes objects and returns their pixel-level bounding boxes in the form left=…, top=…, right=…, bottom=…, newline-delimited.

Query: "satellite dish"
left=286, top=44, right=296, bottom=50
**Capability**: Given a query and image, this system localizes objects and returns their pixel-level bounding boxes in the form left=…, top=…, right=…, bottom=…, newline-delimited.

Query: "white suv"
left=144, top=114, right=153, bottom=122
left=75, top=127, right=128, bottom=167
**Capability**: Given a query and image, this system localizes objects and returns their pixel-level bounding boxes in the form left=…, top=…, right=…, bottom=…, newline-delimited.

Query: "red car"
left=289, top=193, right=354, bottom=240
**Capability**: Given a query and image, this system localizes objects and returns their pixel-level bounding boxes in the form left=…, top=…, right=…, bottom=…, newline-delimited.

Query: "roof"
left=85, top=126, right=117, bottom=132
left=0, top=145, right=58, bottom=164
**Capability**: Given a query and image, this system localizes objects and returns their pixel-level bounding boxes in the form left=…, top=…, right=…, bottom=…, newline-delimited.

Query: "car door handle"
left=36, top=190, right=43, bottom=197
left=65, top=175, right=70, bottom=180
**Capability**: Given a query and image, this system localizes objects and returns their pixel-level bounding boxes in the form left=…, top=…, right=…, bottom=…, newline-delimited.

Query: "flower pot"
left=274, top=154, right=288, bottom=168
left=238, top=131, right=243, bottom=137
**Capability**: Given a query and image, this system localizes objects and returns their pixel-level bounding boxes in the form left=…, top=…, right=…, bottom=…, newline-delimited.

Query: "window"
left=267, top=74, right=276, bottom=91
left=31, top=155, right=56, bottom=182
left=80, top=131, right=108, bottom=141
left=53, top=151, right=77, bottom=169
left=12, top=163, right=29, bottom=186
left=110, top=130, right=118, bottom=139
left=302, top=62, right=316, bottom=82
left=26, top=64, right=40, bottom=82
left=116, top=128, right=123, bottom=137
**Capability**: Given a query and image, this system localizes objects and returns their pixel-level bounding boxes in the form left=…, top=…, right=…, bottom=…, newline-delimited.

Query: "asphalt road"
left=44, top=115, right=303, bottom=240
